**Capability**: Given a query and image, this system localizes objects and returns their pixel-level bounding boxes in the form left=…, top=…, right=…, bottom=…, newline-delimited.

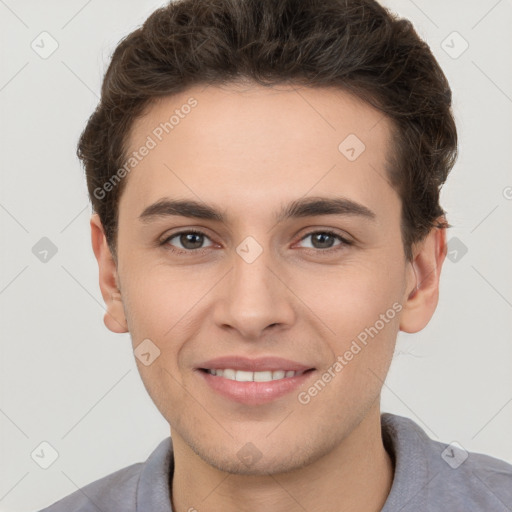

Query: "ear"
left=399, top=225, right=447, bottom=333
left=90, top=213, right=128, bottom=334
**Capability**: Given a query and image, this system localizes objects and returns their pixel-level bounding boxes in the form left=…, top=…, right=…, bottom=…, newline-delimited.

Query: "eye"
left=160, top=230, right=214, bottom=252
left=296, top=230, right=352, bottom=252
left=159, top=229, right=352, bottom=256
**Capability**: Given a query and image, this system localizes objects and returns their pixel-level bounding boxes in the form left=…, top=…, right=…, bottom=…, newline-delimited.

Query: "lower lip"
left=197, top=369, right=315, bottom=405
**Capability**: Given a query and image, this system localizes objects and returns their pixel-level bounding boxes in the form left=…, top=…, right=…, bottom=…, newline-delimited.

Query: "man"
left=39, top=0, right=512, bottom=510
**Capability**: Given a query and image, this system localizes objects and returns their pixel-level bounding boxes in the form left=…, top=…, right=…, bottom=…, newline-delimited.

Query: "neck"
left=171, top=403, right=394, bottom=512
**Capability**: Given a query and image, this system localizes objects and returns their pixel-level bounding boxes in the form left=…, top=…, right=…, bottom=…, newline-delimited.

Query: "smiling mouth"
left=199, top=368, right=315, bottom=382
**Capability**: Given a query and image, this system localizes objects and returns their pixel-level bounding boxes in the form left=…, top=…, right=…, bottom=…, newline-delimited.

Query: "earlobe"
left=399, top=226, right=447, bottom=333
left=90, top=214, right=129, bottom=334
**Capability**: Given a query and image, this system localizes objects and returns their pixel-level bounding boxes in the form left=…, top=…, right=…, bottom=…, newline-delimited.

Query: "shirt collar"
left=380, top=412, right=431, bottom=511
left=136, top=436, right=174, bottom=511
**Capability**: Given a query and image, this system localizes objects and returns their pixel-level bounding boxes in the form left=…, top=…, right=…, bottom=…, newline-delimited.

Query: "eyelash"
left=159, top=229, right=353, bottom=256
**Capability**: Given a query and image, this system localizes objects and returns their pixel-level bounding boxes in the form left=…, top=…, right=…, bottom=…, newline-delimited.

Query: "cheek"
left=301, top=258, right=404, bottom=333
left=297, top=257, right=404, bottom=394
left=122, top=270, right=192, bottom=412
left=294, top=266, right=402, bottom=416
left=122, top=262, right=206, bottom=340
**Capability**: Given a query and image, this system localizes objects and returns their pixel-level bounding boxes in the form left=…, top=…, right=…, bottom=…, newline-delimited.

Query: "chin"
left=190, top=435, right=330, bottom=477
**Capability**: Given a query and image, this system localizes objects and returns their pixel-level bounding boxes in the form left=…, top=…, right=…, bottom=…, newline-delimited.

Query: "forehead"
left=120, top=83, right=397, bottom=222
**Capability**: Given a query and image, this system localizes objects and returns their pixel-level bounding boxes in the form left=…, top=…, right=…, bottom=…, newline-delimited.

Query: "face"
left=92, top=83, right=444, bottom=475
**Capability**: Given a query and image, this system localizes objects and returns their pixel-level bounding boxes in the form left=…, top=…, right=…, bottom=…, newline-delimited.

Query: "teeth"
left=207, top=368, right=301, bottom=382
left=254, top=371, right=273, bottom=382
left=235, top=370, right=253, bottom=382
left=223, top=369, right=236, bottom=380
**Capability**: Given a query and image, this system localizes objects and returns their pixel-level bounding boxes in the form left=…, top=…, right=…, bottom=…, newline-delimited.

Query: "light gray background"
left=1, top=1, right=511, bottom=511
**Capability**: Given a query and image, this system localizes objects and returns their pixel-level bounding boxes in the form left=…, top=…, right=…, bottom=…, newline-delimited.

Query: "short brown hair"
left=78, top=0, right=458, bottom=261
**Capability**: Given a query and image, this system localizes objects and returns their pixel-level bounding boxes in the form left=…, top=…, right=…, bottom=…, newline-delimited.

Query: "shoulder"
left=36, top=437, right=173, bottom=512
left=381, top=413, right=512, bottom=511
left=37, top=462, right=143, bottom=512
left=425, top=433, right=512, bottom=510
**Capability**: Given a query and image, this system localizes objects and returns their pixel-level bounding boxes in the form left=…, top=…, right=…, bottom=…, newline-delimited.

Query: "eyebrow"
left=138, top=196, right=376, bottom=224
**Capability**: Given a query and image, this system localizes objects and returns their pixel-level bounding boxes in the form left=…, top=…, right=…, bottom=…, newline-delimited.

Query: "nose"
left=212, top=245, right=296, bottom=340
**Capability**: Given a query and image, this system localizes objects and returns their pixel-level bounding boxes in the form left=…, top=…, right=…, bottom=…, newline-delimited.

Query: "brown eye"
left=161, top=230, right=213, bottom=252
left=297, top=230, right=352, bottom=251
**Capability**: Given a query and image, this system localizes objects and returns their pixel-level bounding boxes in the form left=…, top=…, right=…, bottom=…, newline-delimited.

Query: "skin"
left=91, top=83, right=446, bottom=512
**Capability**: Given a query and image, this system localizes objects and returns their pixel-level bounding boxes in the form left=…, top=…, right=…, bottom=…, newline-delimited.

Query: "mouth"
left=199, top=367, right=314, bottom=382
left=194, top=355, right=317, bottom=404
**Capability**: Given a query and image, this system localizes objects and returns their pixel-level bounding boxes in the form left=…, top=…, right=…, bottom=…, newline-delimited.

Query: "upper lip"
left=197, top=356, right=315, bottom=372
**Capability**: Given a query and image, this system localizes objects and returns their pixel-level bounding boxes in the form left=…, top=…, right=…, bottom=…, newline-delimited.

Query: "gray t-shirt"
left=37, top=413, right=512, bottom=511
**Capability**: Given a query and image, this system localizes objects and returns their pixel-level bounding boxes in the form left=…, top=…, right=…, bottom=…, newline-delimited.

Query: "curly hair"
left=77, top=0, right=458, bottom=261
